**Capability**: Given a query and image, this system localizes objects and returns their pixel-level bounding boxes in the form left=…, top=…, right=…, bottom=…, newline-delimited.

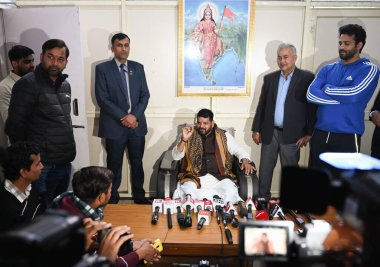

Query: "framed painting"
left=178, top=0, right=255, bottom=96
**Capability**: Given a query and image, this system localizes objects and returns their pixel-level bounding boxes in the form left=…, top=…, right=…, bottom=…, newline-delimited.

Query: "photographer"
left=0, top=142, right=44, bottom=233
left=53, top=166, right=161, bottom=266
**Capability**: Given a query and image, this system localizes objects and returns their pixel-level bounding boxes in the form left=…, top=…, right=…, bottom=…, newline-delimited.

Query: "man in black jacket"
left=251, top=43, right=316, bottom=200
left=5, top=39, right=76, bottom=208
left=0, top=142, right=44, bottom=233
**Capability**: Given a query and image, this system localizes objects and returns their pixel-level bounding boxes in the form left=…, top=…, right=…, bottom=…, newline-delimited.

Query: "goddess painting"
left=192, top=4, right=223, bottom=75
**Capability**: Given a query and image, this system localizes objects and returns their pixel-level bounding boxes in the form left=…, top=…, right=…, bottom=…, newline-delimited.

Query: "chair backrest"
left=221, top=127, right=235, bottom=137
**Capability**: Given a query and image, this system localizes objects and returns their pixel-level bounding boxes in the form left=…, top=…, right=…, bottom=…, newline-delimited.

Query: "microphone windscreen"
left=255, top=210, right=269, bottom=220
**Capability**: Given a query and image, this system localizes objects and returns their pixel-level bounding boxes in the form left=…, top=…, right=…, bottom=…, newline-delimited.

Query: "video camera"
left=239, top=153, right=380, bottom=266
left=280, top=153, right=380, bottom=266
left=0, top=210, right=85, bottom=267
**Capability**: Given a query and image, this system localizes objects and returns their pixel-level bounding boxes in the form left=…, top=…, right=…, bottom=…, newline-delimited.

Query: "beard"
left=339, top=49, right=356, bottom=60
left=18, top=67, right=34, bottom=77
left=197, top=127, right=211, bottom=136
left=47, top=66, right=62, bottom=77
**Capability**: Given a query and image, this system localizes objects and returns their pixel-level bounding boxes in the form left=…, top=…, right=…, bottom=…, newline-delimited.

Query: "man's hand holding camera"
left=98, top=225, right=133, bottom=262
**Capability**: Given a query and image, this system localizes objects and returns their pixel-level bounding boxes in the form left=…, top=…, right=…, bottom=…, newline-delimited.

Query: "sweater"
left=0, top=182, right=42, bottom=233
left=307, top=57, right=379, bottom=135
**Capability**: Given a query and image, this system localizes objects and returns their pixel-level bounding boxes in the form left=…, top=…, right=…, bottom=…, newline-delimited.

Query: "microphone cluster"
left=149, top=195, right=311, bottom=242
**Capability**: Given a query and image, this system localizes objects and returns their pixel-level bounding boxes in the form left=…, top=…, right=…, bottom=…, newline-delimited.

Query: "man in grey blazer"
left=95, top=33, right=150, bottom=204
left=251, top=43, right=316, bottom=200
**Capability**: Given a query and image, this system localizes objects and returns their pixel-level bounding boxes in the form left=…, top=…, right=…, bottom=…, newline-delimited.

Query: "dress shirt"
left=4, top=179, right=31, bottom=203
left=274, top=69, right=294, bottom=128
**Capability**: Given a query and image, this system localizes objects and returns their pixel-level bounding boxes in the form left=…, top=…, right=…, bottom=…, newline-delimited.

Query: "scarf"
left=52, top=191, right=104, bottom=221
left=179, top=125, right=234, bottom=188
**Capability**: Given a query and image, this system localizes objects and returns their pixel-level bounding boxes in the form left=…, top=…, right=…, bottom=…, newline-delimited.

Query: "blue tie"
left=120, top=64, right=130, bottom=110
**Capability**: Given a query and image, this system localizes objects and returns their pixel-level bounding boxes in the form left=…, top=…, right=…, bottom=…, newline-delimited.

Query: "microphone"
left=213, top=195, right=224, bottom=225
left=303, top=212, right=314, bottom=223
left=245, top=197, right=255, bottom=220
left=197, top=210, right=211, bottom=230
left=274, top=204, right=287, bottom=221
left=269, top=203, right=285, bottom=219
left=151, top=199, right=163, bottom=225
left=222, top=212, right=233, bottom=244
left=163, top=199, right=173, bottom=229
left=204, top=199, right=213, bottom=215
left=182, top=195, right=194, bottom=228
left=229, top=209, right=239, bottom=228
left=224, top=201, right=235, bottom=214
left=237, top=201, right=248, bottom=218
left=195, top=200, right=204, bottom=213
left=255, top=197, right=273, bottom=220
left=255, top=210, right=270, bottom=220
left=283, top=207, right=307, bottom=236
left=174, top=199, right=184, bottom=226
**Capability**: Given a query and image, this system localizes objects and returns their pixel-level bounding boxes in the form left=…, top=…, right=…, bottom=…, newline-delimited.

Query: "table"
left=103, top=204, right=362, bottom=266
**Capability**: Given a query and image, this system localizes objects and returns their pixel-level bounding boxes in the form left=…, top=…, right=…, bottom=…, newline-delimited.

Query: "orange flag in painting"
left=223, top=7, right=235, bottom=21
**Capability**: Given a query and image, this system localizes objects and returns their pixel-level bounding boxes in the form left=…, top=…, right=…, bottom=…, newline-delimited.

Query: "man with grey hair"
left=251, top=43, right=316, bottom=200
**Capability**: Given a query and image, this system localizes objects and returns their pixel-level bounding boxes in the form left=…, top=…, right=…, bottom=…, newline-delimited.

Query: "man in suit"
left=251, top=43, right=316, bottom=200
left=370, top=91, right=380, bottom=159
left=95, top=33, right=150, bottom=204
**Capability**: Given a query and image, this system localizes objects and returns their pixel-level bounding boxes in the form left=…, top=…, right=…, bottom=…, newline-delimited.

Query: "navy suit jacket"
left=95, top=59, right=150, bottom=139
left=252, top=67, right=316, bottom=144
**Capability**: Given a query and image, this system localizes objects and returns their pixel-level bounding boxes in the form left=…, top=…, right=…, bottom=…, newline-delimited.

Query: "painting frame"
left=178, top=0, right=255, bottom=97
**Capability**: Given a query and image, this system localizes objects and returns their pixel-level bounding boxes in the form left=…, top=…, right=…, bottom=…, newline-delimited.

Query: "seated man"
left=172, top=108, right=255, bottom=204
left=0, top=142, right=44, bottom=233
left=52, top=166, right=160, bottom=267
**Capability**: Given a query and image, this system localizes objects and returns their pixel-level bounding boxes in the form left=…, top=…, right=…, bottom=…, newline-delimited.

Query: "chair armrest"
left=159, top=150, right=178, bottom=171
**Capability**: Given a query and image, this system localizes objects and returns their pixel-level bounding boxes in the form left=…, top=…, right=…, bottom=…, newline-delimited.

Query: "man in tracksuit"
left=307, top=24, right=379, bottom=169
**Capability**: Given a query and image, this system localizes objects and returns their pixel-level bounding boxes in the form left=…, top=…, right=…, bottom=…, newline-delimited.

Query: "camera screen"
left=244, top=226, right=288, bottom=257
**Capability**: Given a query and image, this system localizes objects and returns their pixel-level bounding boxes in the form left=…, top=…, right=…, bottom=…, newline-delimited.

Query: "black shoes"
left=134, top=197, right=152, bottom=205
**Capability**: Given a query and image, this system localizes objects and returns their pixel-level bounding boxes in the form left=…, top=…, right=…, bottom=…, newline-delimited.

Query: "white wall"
left=7, top=1, right=380, bottom=197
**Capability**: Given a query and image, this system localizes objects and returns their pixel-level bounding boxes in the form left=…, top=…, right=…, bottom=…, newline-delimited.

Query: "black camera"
left=97, top=227, right=133, bottom=256
left=0, top=210, right=85, bottom=267
left=280, top=153, right=380, bottom=267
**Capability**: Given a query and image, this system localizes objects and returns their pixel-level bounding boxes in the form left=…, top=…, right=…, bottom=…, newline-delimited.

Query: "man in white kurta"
left=172, top=109, right=255, bottom=204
